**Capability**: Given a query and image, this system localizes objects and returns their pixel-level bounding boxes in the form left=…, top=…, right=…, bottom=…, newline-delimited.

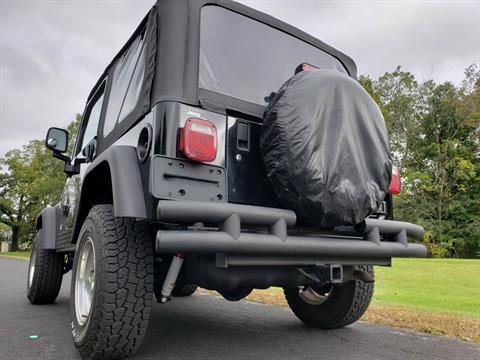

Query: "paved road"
left=0, top=256, right=478, bottom=360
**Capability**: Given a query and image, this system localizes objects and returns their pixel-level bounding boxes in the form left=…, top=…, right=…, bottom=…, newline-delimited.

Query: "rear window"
left=199, top=6, right=347, bottom=106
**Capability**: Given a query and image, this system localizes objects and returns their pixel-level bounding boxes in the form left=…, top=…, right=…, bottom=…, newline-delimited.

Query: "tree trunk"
left=11, top=225, right=19, bottom=252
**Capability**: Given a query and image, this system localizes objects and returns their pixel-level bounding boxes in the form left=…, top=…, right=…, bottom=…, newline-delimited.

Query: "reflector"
left=179, top=118, right=217, bottom=162
left=388, top=166, right=401, bottom=195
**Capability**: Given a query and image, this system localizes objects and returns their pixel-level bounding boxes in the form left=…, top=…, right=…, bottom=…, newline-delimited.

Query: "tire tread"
left=73, top=205, right=154, bottom=359
left=27, top=237, right=64, bottom=305
left=284, top=265, right=374, bottom=329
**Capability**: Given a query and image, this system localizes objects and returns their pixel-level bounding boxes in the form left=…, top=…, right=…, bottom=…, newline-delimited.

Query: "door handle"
left=236, top=121, right=250, bottom=151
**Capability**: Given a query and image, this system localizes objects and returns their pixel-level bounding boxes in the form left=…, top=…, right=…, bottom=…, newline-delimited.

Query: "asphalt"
left=0, top=256, right=478, bottom=360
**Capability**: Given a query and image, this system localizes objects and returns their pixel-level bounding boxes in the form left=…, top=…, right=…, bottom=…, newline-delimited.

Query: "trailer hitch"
left=297, top=264, right=344, bottom=284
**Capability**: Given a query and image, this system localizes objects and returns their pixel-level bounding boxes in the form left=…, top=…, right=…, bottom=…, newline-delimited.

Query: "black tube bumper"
left=155, top=200, right=427, bottom=262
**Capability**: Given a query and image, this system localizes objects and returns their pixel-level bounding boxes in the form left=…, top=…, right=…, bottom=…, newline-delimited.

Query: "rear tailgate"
left=226, top=116, right=280, bottom=208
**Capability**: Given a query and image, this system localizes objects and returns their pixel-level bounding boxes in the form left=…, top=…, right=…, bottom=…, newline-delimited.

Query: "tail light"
left=179, top=118, right=217, bottom=162
left=388, top=166, right=401, bottom=195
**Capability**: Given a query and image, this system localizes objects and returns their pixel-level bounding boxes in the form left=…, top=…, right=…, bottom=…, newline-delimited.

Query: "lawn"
left=0, top=251, right=31, bottom=259
left=373, top=258, right=480, bottom=317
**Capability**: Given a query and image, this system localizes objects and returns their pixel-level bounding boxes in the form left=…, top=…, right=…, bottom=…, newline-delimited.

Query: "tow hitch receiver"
left=298, top=264, right=343, bottom=284
left=330, top=264, right=343, bottom=284
left=299, top=264, right=375, bottom=285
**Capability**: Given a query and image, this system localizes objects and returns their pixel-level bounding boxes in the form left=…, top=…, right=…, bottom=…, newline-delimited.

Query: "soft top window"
left=199, top=6, right=347, bottom=106
left=103, top=33, right=146, bottom=136
left=74, top=82, right=105, bottom=156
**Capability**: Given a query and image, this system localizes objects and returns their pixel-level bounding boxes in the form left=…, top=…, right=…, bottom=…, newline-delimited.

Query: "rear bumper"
left=155, top=200, right=427, bottom=264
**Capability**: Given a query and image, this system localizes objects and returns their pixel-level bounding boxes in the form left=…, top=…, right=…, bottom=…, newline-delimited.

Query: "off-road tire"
left=284, top=265, right=374, bottom=329
left=70, top=205, right=154, bottom=359
left=27, top=232, right=64, bottom=304
left=172, top=283, right=198, bottom=297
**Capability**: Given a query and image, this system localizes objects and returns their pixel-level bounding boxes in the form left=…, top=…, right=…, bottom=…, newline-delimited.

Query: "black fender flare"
left=88, top=145, right=147, bottom=218
left=35, top=207, right=61, bottom=250
left=71, top=145, right=147, bottom=242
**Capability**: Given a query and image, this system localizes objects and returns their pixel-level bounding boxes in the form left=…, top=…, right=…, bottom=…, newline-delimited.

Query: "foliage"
left=67, top=114, right=82, bottom=155
left=360, top=64, right=480, bottom=258
left=422, top=231, right=448, bottom=258
left=0, top=114, right=81, bottom=250
left=0, top=222, right=11, bottom=242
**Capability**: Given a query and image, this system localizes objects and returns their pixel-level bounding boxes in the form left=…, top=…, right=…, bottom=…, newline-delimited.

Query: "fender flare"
left=35, top=207, right=61, bottom=250
left=71, top=145, right=147, bottom=242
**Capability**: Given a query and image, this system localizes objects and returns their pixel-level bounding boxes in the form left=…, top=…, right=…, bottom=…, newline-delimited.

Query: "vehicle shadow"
left=137, top=294, right=361, bottom=360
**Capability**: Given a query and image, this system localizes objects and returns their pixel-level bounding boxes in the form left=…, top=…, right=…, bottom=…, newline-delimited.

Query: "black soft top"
left=88, top=0, right=357, bottom=118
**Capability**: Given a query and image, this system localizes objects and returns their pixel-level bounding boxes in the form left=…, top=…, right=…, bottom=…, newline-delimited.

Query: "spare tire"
left=260, top=69, right=392, bottom=227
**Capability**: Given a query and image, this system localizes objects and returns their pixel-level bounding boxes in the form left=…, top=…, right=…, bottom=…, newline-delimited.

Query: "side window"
left=118, top=45, right=146, bottom=121
left=76, top=84, right=105, bottom=156
left=81, top=93, right=104, bottom=150
left=103, top=34, right=146, bottom=136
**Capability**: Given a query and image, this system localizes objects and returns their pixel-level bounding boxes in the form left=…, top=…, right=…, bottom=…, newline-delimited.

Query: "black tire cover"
left=260, top=69, right=392, bottom=227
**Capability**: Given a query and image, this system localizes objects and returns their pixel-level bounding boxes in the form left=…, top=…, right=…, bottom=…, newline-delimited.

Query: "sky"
left=0, top=0, right=479, bottom=158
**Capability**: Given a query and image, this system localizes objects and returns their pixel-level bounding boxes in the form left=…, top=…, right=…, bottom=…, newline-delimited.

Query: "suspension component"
left=159, top=253, right=185, bottom=303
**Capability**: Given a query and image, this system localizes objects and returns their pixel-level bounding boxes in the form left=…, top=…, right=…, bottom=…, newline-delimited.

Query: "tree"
left=0, top=141, right=64, bottom=250
left=361, top=65, right=480, bottom=258
left=0, top=114, right=82, bottom=251
left=67, top=114, right=82, bottom=155
left=416, top=81, right=478, bottom=251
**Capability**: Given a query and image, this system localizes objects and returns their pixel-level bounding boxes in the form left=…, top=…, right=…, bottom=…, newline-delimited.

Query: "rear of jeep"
left=27, top=1, right=426, bottom=359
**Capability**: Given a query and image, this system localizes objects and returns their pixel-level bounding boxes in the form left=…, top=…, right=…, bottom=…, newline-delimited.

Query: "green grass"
left=0, top=251, right=31, bottom=259
left=373, top=258, right=480, bottom=317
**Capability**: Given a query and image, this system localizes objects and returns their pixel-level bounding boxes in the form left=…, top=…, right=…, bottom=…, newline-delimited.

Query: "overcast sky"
left=1, top=0, right=479, bottom=158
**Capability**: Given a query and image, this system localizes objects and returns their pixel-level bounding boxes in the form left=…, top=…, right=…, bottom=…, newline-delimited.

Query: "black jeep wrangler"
left=27, top=1, right=426, bottom=359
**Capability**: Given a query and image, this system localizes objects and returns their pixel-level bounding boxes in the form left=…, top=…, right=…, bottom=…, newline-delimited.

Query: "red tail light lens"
left=388, top=166, right=401, bottom=195
left=179, top=118, right=217, bottom=162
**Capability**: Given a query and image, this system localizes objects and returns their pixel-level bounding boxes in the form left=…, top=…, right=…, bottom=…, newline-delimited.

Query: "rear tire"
left=284, top=265, right=374, bottom=329
left=70, top=205, right=154, bottom=359
left=27, top=232, right=64, bottom=304
left=172, top=283, right=198, bottom=297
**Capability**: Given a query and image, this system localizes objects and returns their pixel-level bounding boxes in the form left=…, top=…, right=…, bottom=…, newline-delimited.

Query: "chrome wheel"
left=75, top=237, right=96, bottom=326
left=298, top=285, right=332, bottom=305
left=28, top=248, right=36, bottom=288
